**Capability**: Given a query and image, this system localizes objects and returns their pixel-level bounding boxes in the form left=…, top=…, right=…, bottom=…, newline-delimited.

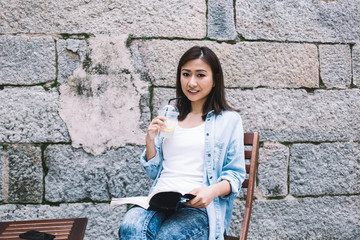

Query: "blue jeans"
left=119, top=205, right=209, bottom=240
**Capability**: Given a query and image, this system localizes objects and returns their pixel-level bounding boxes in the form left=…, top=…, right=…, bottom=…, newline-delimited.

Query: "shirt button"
left=206, top=133, right=209, bottom=136
left=210, top=176, right=213, bottom=179
left=208, top=154, right=211, bottom=157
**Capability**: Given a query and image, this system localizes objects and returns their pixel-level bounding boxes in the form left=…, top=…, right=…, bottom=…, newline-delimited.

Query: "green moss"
left=60, top=33, right=91, bottom=39
left=126, top=34, right=135, bottom=48
left=149, top=85, right=154, bottom=119
left=82, top=53, right=92, bottom=72
left=41, top=143, right=50, bottom=176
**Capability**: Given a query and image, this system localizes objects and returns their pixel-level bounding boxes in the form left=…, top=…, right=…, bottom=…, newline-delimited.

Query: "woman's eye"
left=198, top=73, right=206, bottom=77
left=182, top=73, right=190, bottom=77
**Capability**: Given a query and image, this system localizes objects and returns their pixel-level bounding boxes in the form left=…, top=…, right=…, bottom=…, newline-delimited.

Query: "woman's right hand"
left=146, top=116, right=167, bottom=141
left=145, top=116, right=166, bottom=161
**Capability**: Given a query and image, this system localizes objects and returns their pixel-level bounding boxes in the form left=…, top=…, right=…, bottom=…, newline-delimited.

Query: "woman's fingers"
left=146, top=116, right=167, bottom=140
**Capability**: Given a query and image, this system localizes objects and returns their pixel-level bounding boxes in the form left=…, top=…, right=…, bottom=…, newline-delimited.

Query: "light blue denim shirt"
left=140, top=110, right=246, bottom=240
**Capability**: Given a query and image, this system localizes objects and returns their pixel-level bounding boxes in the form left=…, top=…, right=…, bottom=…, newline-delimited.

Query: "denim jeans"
left=119, top=205, right=209, bottom=240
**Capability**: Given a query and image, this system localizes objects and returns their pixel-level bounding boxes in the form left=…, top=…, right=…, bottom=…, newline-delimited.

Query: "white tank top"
left=151, top=122, right=205, bottom=195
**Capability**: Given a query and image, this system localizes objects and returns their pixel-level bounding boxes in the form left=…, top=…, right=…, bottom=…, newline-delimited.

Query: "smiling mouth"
left=188, top=90, right=199, bottom=93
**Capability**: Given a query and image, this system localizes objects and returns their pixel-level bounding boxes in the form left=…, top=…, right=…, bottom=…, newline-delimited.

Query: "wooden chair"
left=0, top=218, right=87, bottom=240
left=225, top=132, right=260, bottom=240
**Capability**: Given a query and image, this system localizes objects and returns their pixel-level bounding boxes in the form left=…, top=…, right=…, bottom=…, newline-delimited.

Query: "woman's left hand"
left=185, top=186, right=217, bottom=209
left=185, top=180, right=231, bottom=209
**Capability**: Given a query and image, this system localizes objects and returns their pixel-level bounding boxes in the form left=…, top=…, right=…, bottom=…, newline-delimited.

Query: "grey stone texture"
left=152, top=88, right=176, bottom=116
left=290, top=142, right=360, bottom=196
left=226, top=88, right=360, bottom=142
left=154, top=88, right=360, bottom=142
left=0, top=203, right=126, bottom=240
left=45, top=145, right=151, bottom=202
left=0, top=36, right=55, bottom=85
left=0, top=147, right=3, bottom=201
left=0, top=87, right=70, bottom=143
left=6, top=144, right=43, bottom=203
left=230, top=196, right=360, bottom=239
left=1, top=196, right=359, bottom=240
left=57, top=39, right=87, bottom=84
left=354, top=43, right=360, bottom=87
left=257, top=142, right=289, bottom=198
left=208, top=0, right=236, bottom=40
left=319, top=44, right=352, bottom=88
left=236, top=0, right=360, bottom=43
left=131, top=40, right=319, bottom=88
left=0, top=1, right=359, bottom=239
left=0, top=0, right=206, bottom=38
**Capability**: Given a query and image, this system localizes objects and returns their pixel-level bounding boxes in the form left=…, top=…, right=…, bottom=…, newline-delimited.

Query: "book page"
left=110, top=196, right=149, bottom=209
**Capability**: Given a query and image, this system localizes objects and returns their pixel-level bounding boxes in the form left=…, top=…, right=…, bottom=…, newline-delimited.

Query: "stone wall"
left=0, top=0, right=359, bottom=239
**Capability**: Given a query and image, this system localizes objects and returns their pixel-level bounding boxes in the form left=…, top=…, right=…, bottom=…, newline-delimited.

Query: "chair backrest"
left=224, top=132, right=260, bottom=240
left=240, top=132, right=259, bottom=240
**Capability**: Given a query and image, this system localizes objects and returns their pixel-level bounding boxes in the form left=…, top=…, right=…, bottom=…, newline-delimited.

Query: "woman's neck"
left=179, top=110, right=204, bottom=128
left=190, top=101, right=204, bottom=114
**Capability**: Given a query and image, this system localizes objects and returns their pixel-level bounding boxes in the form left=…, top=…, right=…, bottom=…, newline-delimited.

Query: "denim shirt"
left=140, top=110, right=246, bottom=240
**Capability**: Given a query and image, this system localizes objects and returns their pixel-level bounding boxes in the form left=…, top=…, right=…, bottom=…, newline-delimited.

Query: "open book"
left=110, top=191, right=196, bottom=211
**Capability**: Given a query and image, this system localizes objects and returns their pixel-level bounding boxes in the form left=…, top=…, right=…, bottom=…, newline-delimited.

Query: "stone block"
left=152, top=88, right=176, bottom=116
left=0, top=0, right=206, bottom=38
left=0, top=203, right=126, bottom=240
left=319, top=44, right=351, bottom=88
left=0, top=36, right=55, bottom=85
left=290, top=142, right=360, bottom=196
left=208, top=0, right=236, bottom=40
left=0, top=147, right=3, bottom=202
left=226, top=88, right=360, bottom=142
left=257, top=142, right=289, bottom=198
left=6, top=144, right=43, bottom=203
left=131, top=40, right=319, bottom=88
left=353, top=43, right=360, bottom=87
left=230, top=196, right=360, bottom=239
left=236, top=0, right=360, bottom=43
left=57, top=39, right=87, bottom=84
left=45, top=145, right=151, bottom=202
left=0, top=87, right=70, bottom=143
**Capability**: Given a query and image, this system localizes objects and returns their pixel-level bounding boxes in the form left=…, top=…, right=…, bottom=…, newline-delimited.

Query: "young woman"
left=119, top=46, right=246, bottom=240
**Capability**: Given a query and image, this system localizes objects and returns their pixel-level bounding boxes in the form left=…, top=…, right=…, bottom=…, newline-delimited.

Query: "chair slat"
left=245, top=150, right=252, bottom=159
left=224, top=235, right=239, bottom=240
left=225, top=132, right=260, bottom=240
left=244, top=133, right=254, bottom=145
left=242, top=179, right=249, bottom=188
left=245, top=164, right=250, bottom=173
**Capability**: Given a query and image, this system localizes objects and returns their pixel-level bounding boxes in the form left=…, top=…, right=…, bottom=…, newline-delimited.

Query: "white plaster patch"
left=59, top=35, right=148, bottom=155
left=88, top=35, right=133, bottom=74
left=60, top=69, right=145, bottom=155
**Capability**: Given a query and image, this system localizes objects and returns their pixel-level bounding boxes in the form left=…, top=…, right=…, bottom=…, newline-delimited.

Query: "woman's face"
left=180, top=58, right=214, bottom=109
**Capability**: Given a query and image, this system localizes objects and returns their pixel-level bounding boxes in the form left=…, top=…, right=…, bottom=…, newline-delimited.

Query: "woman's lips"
left=188, top=90, right=199, bottom=95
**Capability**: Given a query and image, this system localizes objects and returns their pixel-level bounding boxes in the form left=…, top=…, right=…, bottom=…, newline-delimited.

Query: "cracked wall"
left=0, top=0, right=359, bottom=239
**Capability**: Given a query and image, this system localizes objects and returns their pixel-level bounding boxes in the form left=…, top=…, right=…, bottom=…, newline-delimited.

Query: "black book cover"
left=148, top=191, right=196, bottom=211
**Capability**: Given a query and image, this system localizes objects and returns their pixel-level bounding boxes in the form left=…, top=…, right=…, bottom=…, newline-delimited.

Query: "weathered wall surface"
left=1, top=0, right=359, bottom=239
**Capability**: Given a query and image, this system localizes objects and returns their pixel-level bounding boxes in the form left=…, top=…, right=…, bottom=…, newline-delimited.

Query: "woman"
left=119, top=46, right=246, bottom=240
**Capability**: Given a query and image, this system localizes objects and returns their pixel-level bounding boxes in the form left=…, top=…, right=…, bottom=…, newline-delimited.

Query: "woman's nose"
left=188, top=76, right=197, bottom=87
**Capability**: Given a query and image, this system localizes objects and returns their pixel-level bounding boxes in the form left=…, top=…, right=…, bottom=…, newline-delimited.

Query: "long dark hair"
left=176, top=46, right=235, bottom=121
